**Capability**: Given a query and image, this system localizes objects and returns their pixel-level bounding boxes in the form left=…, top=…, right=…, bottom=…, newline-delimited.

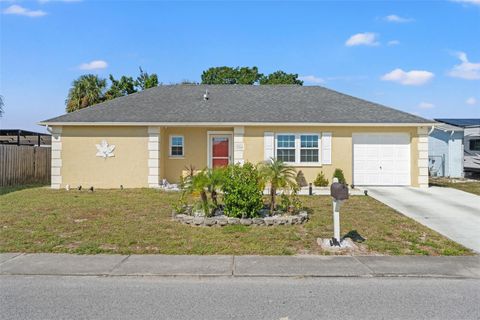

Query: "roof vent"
left=203, top=90, right=209, bottom=100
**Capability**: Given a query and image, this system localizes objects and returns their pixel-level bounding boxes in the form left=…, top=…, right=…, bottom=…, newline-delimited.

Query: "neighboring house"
left=436, top=119, right=480, bottom=176
left=39, top=85, right=433, bottom=189
left=428, top=123, right=464, bottom=178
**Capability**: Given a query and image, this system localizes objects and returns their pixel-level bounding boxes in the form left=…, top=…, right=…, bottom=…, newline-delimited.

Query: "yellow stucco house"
left=40, top=85, right=433, bottom=189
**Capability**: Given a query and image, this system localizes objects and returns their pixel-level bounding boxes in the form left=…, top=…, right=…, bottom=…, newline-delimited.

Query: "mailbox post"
left=330, top=178, right=349, bottom=245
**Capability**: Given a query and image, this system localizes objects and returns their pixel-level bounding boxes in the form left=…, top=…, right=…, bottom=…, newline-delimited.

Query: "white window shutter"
left=322, top=132, right=332, bottom=164
left=264, top=132, right=274, bottom=161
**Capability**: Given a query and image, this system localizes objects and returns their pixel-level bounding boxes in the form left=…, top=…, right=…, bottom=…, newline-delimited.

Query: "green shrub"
left=313, top=171, right=329, bottom=187
left=333, top=168, right=346, bottom=184
left=279, top=192, right=303, bottom=214
left=221, top=163, right=263, bottom=218
left=296, top=170, right=308, bottom=188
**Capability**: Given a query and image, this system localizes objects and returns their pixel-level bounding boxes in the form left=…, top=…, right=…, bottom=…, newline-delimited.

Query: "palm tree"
left=204, top=168, right=225, bottom=208
left=66, top=74, right=107, bottom=113
left=135, top=67, right=159, bottom=90
left=258, top=158, right=298, bottom=213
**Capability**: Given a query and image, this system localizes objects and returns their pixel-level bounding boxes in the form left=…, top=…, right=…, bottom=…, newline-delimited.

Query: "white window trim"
left=276, top=134, right=296, bottom=163
left=275, top=133, right=322, bottom=167
left=169, top=135, right=184, bottom=158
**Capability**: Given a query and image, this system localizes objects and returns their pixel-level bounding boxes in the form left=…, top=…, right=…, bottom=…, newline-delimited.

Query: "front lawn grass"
left=430, top=178, right=480, bottom=196
left=0, top=187, right=472, bottom=256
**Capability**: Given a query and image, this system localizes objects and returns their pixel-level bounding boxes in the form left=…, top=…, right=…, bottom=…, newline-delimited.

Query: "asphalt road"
left=1, top=276, right=479, bottom=320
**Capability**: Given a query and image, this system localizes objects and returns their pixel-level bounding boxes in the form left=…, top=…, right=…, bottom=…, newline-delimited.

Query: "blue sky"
left=1, top=0, right=479, bottom=131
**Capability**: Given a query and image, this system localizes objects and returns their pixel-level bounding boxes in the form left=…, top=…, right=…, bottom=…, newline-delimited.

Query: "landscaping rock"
left=298, top=211, right=308, bottom=222
left=274, top=217, right=287, bottom=225
left=193, top=217, right=204, bottom=226
left=240, top=218, right=252, bottom=226
left=174, top=214, right=187, bottom=222
left=177, top=212, right=306, bottom=227
left=264, top=217, right=275, bottom=226
left=287, top=216, right=299, bottom=224
left=252, top=218, right=264, bottom=225
left=227, top=218, right=240, bottom=225
left=183, top=216, right=194, bottom=224
left=216, top=217, right=228, bottom=226
left=204, top=217, right=216, bottom=226
left=193, top=210, right=204, bottom=217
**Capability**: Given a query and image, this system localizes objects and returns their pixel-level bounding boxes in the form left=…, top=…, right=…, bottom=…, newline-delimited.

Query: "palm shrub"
left=258, top=158, right=298, bottom=213
left=333, top=168, right=346, bottom=184
left=204, top=167, right=225, bottom=208
left=188, top=171, right=211, bottom=216
left=221, top=163, right=263, bottom=218
left=184, top=167, right=225, bottom=216
left=313, top=171, right=329, bottom=187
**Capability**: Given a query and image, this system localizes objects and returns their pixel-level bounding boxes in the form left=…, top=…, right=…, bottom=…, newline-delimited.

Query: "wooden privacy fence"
left=0, top=145, right=51, bottom=187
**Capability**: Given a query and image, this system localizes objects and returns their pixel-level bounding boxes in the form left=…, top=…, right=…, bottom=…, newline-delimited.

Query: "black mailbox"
left=330, top=182, right=349, bottom=201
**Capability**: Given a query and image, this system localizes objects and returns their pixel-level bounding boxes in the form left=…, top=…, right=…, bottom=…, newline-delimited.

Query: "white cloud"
left=78, top=60, right=108, bottom=70
left=345, top=32, right=379, bottom=47
left=448, top=52, right=480, bottom=80
left=381, top=68, right=434, bottom=86
left=451, top=0, right=480, bottom=6
left=418, top=102, right=435, bottom=109
left=299, top=75, right=325, bottom=84
left=384, top=14, right=413, bottom=23
left=2, top=4, right=46, bottom=17
left=466, top=97, right=477, bottom=105
left=387, top=40, right=400, bottom=46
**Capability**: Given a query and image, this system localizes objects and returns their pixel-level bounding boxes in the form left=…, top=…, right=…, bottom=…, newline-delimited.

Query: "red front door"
left=211, top=136, right=230, bottom=168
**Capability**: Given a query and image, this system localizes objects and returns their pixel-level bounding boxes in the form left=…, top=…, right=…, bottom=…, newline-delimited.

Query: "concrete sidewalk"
left=1, top=253, right=479, bottom=279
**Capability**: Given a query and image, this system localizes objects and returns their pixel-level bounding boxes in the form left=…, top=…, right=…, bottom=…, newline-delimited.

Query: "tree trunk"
left=200, top=190, right=209, bottom=216
left=211, top=190, right=218, bottom=207
left=210, top=190, right=218, bottom=216
left=270, top=186, right=276, bottom=213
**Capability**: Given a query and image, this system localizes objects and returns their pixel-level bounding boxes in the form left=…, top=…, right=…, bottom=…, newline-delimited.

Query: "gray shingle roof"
left=42, top=85, right=432, bottom=124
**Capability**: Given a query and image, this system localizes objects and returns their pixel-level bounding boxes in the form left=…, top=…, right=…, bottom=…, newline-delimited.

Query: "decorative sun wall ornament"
left=96, top=140, right=115, bottom=159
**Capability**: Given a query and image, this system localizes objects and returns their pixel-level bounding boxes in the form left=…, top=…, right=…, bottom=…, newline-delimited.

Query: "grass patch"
left=430, top=178, right=480, bottom=196
left=0, top=187, right=473, bottom=256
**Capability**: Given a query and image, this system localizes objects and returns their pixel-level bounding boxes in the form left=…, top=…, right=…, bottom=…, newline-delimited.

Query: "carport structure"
left=0, top=129, right=51, bottom=146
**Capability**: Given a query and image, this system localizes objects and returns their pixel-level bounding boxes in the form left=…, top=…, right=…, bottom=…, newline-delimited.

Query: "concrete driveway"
left=366, top=186, right=480, bottom=253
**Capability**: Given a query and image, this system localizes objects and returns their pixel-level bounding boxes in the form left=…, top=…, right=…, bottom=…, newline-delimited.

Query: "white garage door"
left=353, top=133, right=411, bottom=186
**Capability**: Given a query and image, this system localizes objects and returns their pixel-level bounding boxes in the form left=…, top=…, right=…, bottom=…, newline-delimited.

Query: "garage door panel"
left=394, top=174, right=410, bottom=185
left=379, top=146, right=395, bottom=159
left=380, top=159, right=395, bottom=172
left=353, top=133, right=411, bottom=186
left=395, top=148, right=410, bottom=160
